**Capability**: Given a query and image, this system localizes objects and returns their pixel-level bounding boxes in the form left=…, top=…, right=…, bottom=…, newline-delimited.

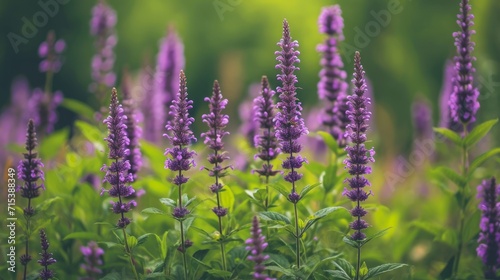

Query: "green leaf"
left=362, top=263, right=407, bottom=280
left=220, top=185, right=235, bottom=212
left=433, top=166, right=466, bottom=187
left=63, top=232, right=100, bottom=241
left=333, top=258, right=355, bottom=278
left=258, top=211, right=291, bottom=224
left=206, top=269, right=232, bottom=278
left=463, top=119, right=498, bottom=148
left=100, top=272, right=121, bottom=280
left=325, top=270, right=352, bottom=280
left=440, top=229, right=458, bottom=248
left=468, top=148, right=500, bottom=176
left=160, top=198, right=176, bottom=208
left=39, top=128, right=69, bottom=159
left=265, top=266, right=295, bottom=276
left=35, top=197, right=62, bottom=212
left=321, top=163, right=338, bottom=194
left=127, top=235, right=138, bottom=250
left=463, top=210, right=481, bottom=242
left=360, top=228, right=391, bottom=247
left=142, top=207, right=165, bottom=215
left=433, top=127, right=463, bottom=146
left=359, top=262, right=368, bottom=277
left=342, top=236, right=360, bottom=249
left=137, top=233, right=153, bottom=246
left=317, top=131, right=340, bottom=154
left=270, top=182, right=289, bottom=197
left=61, top=98, right=96, bottom=120
left=75, top=120, right=105, bottom=151
left=302, top=207, right=343, bottom=236
left=99, top=241, right=121, bottom=249
left=300, top=183, right=321, bottom=199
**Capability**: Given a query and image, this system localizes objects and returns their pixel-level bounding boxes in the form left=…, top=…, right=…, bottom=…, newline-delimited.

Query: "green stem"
left=122, top=228, right=139, bottom=280
left=178, top=168, right=188, bottom=280
left=216, top=190, right=227, bottom=271
left=44, top=70, right=53, bottom=95
left=294, top=201, right=300, bottom=269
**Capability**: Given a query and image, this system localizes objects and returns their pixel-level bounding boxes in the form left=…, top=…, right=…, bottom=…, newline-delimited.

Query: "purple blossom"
left=412, top=98, right=433, bottom=140
left=317, top=5, right=348, bottom=146
left=139, top=65, right=164, bottom=143
left=343, top=52, right=374, bottom=241
left=17, top=119, right=45, bottom=216
left=239, top=83, right=260, bottom=145
left=246, top=216, right=274, bottom=280
left=90, top=0, right=117, bottom=93
left=38, top=31, right=65, bottom=73
left=155, top=26, right=185, bottom=111
left=275, top=19, right=308, bottom=199
left=30, top=88, right=63, bottom=134
left=449, top=0, right=480, bottom=125
left=122, top=72, right=142, bottom=180
left=202, top=80, right=231, bottom=218
left=80, top=241, right=104, bottom=280
left=101, top=88, right=136, bottom=228
left=253, top=76, right=280, bottom=178
left=476, top=178, right=500, bottom=278
left=439, top=61, right=465, bottom=133
left=38, top=229, right=56, bottom=280
left=172, top=207, right=190, bottom=219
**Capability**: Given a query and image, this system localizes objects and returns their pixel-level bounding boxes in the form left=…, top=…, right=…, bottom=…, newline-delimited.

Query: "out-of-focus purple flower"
left=275, top=19, right=308, bottom=201
left=239, top=83, right=260, bottom=145
left=201, top=80, right=231, bottom=217
left=343, top=52, right=374, bottom=241
left=17, top=120, right=45, bottom=216
left=253, top=76, right=280, bottom=178
left=122, top=71, right=142, bottom=180
left=449, top=0, right=479, bottom=125
left=30, top=88, right=63, bottom=134
left=246, top=216, right=275, bottom=280
left=80, top=241, right=104, bottom=280
left=165, top=71, right=196, bottom=181
left=139, top=65, right=164, bottom=143
left=177, top=239, right=193, bottom=253
left=317, top=5, right=348, bottom=146
left=155, top=26, right=185, bottom=110
left=38, top=229, right=56, bottom=280
left=476, top=177, right=500, bottom=278
left=439, top=61, right=465, bottom=133
left=412, top=98, right=433, bottom=140
left=101, top=88, right=136, bottom=229
left=90, top=0, right=117, bottom=93
left=38, top=31, right=65, bottom=73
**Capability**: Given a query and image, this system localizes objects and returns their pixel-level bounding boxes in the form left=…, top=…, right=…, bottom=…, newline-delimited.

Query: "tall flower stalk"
left=80, top=241, right=104, bottom=280
left=164, top=70, right=196, bottom=278
left=17, top=119, right=45, bottom=280
left=201, top=80, right=231, bottom=271
left=343, top=51, right=374, bottom=280
left=449, top=0, right=480, bottom=275
left=122, top=72, right=142, bottom=180
left=253, top=76, right=280, bottom=210
left=100, top=88, right=138, bottom=279
left=317, top=5, right=349, bottom=146
left=476, top=178, right=500, bottom=279
left=274, top=19, right=308, bottom=268
left=246, top=216, right=275, bottom=280
left=38, top=229, right=56, bottom=280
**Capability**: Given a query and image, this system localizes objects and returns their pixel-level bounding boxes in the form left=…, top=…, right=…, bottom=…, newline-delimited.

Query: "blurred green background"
left=0, top=0, right=499, bottom=154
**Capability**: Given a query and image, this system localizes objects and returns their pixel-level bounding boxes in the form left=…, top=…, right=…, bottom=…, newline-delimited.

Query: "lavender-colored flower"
left=38, top=229, right=56, bottom=280
left=449, top=0, right=480, bottom=125
left=90, top=0, right=117, bottom=93
left=439, top=61, right=465, bottom=133
left=30, top=88, right=63, bottom=134
left=38, top=31, right=65, bottom=73
left=412, top=98, right=433, bottom=140
left=80, top=241, right=104, bottom=280
left=476, top=178, right=500, bottom=278
left=253, top=76, right=280, bottom=178
left=239, top=83, right=260, bottom=145
left=275, top=19, right=308, bottom=201
left=139, top=65, right=164, bottom=143
left=17, top=119, right=45, bottom=216
left=122, top=72, right=142, bottom=179
left=201, top=80, right=231, bottom=217
left=317, top=6, right=348, bottom=145
left=343, top=52, right=374, bottom=241
left=156, top=26, right=185, bottom=111
left=246, top=216, right=274, bottom=280
left=101, top=88, right=136, bottom=228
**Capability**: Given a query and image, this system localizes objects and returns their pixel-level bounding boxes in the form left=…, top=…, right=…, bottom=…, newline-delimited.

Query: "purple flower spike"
left=156, top=26, right=185, bottom=111
left=90, top=0, right=117, bottom=93
left=317, top=5, right=348, bottom=146
left=101, top=88, right=136, bottom=228
left=201, top=80, right=232, bottom=180
left=275, top=19, right=308, bottom=198
left=80, top=241, right=104, bottom=279
left=253, top=76, right=280, bottom=178
left=246, top=216, right=275, bottom=280
left=449, top=0, right=479, bottom=125
left=343, top=52, right=375, bottom=241
left=122, top=72, right=143, bottom=180
left=412, top=98, right=433, bottom=140
left=139, top=65, right=164, bottom=143
left=17, top=119, right=45, bottom=216
left=38, top=31, right=65, bottom=73
left=476, top=178, right=500, bottom=278
left=38, top=229, right=56, bottom=280
left=30, top=88, right=63, bottom=134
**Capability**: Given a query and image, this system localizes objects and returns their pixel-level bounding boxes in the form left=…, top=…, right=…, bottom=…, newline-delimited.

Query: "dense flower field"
left=1, top=0, right=499, bottom=279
